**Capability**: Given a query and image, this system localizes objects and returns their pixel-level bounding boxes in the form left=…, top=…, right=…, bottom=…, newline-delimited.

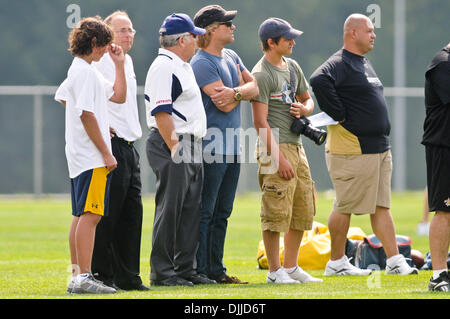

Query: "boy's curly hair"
left=68, top=16, right=113, bottom=56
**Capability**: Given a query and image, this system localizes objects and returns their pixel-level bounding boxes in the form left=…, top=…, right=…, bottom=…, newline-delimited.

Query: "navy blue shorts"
left=70, top=167, right=112, bottom=217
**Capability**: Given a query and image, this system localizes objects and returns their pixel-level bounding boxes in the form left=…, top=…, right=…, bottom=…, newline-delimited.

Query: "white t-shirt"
left=93, top=53, right=142, bottom=142
left=55, top=57, right=114, bottom=178
left=144, top=48, right=207, bottom=139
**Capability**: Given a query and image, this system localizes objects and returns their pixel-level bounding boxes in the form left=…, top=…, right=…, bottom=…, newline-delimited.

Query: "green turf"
left=0, top=191, right=448, bottom=299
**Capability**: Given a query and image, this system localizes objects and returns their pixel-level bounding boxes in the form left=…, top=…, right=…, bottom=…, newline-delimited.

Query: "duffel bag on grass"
left=257, top=221, right=366, bottom=270
left=351, top=234, right=414, bottom=270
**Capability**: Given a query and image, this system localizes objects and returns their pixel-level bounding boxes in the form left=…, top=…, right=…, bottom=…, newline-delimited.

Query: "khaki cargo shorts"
left=325, top=150, right=392, bottom=215
left=257, top=143, right=315, bottom=233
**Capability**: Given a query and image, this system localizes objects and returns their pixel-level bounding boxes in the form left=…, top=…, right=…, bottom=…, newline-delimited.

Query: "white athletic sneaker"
left=385, top=254, right=419, bottom=275
left=286, top=266, right=323, bottom=283
left=67, top=277, right=76, bottom=294
left=324, top=256, right=373, bottom=276
left=267, top=268, right=299, bottom=284
left=416, top=222, right=430, bottom=236
left=72, top=273, right=116, bottom=294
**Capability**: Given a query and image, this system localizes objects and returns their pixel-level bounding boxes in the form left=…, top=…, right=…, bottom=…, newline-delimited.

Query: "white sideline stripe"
left=0, top=259, right=67, bottom=265
left=0, top=258, right=151, bottom=265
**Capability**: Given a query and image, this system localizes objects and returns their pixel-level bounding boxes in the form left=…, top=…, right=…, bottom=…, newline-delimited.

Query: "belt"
left=178, top=134, right=202, bottom=143
left=150, top=127, right=202, bottom=143
left=112, top=134, right=134, bottom=146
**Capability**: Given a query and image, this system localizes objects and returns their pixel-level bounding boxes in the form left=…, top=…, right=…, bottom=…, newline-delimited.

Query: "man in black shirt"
left=422, top=43, right=450, bottom=292
left=310, top=13, right=418, bottom=276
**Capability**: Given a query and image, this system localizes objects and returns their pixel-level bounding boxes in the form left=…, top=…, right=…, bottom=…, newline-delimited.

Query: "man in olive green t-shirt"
left=251, top=18, right=322, bottom=284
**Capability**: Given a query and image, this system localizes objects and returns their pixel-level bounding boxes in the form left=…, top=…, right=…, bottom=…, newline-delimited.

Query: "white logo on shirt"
left=367, top=76, right=382, bottom=86
left=156, top=99, right=172, bottom=106
left=270, top=81, right=294, bottom=104
left=444, top=198, right=450, bottom=207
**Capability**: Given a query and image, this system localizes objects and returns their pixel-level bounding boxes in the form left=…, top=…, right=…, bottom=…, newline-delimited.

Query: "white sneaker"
left=416, top=222, right=429, bottom=236
left=324, top=256, right=373, bottom=276
left=72, top=273, right=116, bottom=294
left=267, top=268, right=300, bottom=284
left=287, top=266, right=323, bottom=283
left=67, top=277, right=76, bottom=294
left=385, top=254, right=419, bottom=275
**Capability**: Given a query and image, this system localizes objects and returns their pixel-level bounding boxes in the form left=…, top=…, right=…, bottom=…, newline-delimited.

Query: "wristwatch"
left=233, top=88, right=242, bottom=101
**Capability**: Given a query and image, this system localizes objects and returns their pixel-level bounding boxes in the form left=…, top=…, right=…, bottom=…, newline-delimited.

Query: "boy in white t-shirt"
left=90, top=11, right=148, bottom=291
left=55, top=16, right=126, bottom=294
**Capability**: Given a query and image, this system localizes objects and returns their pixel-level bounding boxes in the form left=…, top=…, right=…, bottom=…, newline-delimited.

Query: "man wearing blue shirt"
left=191, top=5, right=258, bottom=284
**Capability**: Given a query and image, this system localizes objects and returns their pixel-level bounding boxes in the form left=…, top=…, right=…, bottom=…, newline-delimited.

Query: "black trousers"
left=146, top=128, right=203, bottom=282
left=92, top=135, right=144, bottom=289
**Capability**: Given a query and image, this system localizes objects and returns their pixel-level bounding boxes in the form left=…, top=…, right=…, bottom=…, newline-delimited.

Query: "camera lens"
left=290, top=116, right=327, bottom=145
left=303, top=125, right=327, bottom=145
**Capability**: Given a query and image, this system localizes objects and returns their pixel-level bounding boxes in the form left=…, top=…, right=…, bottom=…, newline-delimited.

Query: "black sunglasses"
left=219, top=21, right=233, bottom=28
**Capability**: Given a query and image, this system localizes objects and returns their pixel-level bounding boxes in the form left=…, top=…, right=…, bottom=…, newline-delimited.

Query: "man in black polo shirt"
left=422, top=42, right=450, bottom=292
left=310, top=13, right=418, bottom=276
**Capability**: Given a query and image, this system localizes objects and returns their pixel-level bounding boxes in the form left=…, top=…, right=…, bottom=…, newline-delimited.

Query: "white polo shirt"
left=55, top=57, right=113, bottom=178
left=144, top=48, right=207, bottom=138
left=93, top=53, right=142, bottom=142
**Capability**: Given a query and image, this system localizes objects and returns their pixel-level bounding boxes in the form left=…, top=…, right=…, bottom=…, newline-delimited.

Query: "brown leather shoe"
left=216, top=275, right=249, bottom=284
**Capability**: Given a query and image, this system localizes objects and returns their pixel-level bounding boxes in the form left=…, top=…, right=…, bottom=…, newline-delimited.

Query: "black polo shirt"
left=422, top=44, right=450, bottom=148
left=310, top=49, right=391, bottom=154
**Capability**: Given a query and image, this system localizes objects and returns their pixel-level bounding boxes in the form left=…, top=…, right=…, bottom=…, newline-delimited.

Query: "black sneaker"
left=428, top=271, right=449, bottom=292
left=183, top=274, right=217, bottom=285
left=151, top=276, right=194, bottom=287
left=117, top=283, right=150, bottom=291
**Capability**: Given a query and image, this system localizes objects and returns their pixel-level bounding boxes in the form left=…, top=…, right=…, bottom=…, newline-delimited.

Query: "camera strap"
left=287, top=59, right=297, bottom=103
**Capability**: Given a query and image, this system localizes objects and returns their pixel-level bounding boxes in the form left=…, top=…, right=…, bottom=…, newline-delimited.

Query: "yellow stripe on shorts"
left=84, top=167, right=109, bottom=216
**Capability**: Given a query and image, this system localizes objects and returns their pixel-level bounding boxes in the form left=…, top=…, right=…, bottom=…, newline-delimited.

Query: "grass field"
left=0, top=191, right=448, bottom=300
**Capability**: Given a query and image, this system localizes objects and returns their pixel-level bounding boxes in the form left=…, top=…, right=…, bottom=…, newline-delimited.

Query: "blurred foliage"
left=0, top=0, right=448, bottom=193
left=1, top=0, right=448, bottom=86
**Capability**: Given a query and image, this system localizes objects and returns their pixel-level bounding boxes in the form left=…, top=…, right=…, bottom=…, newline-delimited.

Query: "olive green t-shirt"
left=251, top=56, right=309, bottom=145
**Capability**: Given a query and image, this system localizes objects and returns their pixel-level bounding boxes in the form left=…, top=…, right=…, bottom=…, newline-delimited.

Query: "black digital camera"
left=290, top=116, right=327, bottom=145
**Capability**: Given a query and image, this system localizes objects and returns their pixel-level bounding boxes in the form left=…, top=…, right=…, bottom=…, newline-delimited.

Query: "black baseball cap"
left=194, top=5, right=237, bottom=28
left=258, top=17, right=303, bottom=41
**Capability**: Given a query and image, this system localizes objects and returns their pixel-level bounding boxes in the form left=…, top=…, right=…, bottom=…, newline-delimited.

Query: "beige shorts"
left=257, top=143, right=315, bottom=233
left=325, top=150, right=392, bottom=215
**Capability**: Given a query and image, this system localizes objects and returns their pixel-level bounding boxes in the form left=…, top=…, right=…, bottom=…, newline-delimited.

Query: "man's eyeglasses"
left=219, top=21, right=233, bottom=28
left=114, top=28, right=136, bottom=35
left=176, top=33, right=197, bottom=42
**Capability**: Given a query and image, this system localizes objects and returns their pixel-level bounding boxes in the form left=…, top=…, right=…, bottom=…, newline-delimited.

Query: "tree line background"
left=0, top=0, right=448, bottom=193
